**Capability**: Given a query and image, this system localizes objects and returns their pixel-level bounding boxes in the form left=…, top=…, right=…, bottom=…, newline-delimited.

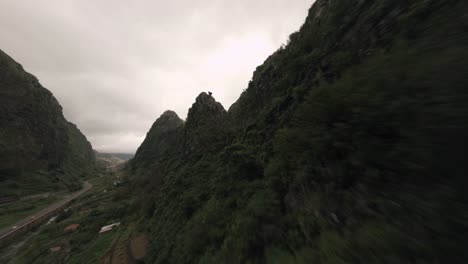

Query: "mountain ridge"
left=0, top=49, right=97, bottom=195
left=128, top=0, right=468, bottom=263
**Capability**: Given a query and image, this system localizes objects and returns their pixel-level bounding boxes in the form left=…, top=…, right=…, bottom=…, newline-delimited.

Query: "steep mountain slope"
left=0, top=49, right=96, bottom=196
left=129, top=96, right=230, bottom=196
left=129, top=0, right=468, bottom=263
left=132, top=110, right=184, bottom=172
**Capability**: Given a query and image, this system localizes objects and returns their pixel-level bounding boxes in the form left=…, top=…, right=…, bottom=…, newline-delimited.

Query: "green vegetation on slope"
left=5, top=174, right=136, bottom=264
left=7, top=0, right=468, bottom=263
left=128, top=0, right=468, bottom=263
left=0, top=50, right=96, bottom=197
left=0, top=195, right=59, bottom=230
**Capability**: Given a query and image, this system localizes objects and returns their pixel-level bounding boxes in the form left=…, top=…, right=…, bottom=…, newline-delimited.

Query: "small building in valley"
left=99, top=222, right=120, bottom=234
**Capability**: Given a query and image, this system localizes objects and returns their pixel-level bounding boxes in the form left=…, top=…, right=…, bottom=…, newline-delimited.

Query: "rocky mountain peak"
left=182, top=92, right=229, bottom=155
left=186, top=92, right=226, bottom=127
left=132, top=111, right=184, bottom=169
left=152, top=110, right=184, bottom=132
left=160, top=110, right=180, bottom=119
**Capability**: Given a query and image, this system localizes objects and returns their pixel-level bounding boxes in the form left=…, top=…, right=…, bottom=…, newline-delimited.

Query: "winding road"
left=0, top=181, right=92, bottom=244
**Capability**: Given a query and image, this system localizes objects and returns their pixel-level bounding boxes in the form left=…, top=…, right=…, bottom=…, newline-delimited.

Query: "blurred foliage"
left=127, top=0, right=468, bottom=263
left=8, top=0, right=468, bottom=263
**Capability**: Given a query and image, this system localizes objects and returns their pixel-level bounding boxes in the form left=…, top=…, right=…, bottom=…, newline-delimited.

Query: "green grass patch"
left=66, top=231, right=118, bottom=264
left=0, top=195, right=59, bottom=229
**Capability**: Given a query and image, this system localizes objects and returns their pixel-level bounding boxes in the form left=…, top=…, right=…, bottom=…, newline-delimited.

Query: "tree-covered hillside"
left=0, top=49, right=96, bottom=196
left=128, top=0, right=468, bottom=263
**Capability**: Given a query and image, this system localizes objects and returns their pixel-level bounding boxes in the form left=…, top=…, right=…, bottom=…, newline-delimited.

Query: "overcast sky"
left=0, top=0, right=313, bottom=153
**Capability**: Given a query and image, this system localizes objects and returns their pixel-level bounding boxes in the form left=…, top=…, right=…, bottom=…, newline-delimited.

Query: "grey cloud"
left=0, top=0, right=313, bottom=153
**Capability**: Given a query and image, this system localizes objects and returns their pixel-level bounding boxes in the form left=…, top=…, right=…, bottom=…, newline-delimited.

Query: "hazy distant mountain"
left=128, top=0, right=468, bottom=263
left=110, top=153, right=133, bottom=161
left=95, top=151, right=133, bottom=169
left=0, top=49, right=96, bottom=196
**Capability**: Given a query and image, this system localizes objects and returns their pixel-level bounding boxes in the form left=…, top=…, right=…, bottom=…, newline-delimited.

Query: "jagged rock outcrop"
left=186, top=92, right=226, bottom=125
left=0, top=49, right=96, bottom=195
left=130, top=93, right=231, bottom=176
left=129, top=1, right=468, bottom=263
left=184, top=92, right=229, bottom=156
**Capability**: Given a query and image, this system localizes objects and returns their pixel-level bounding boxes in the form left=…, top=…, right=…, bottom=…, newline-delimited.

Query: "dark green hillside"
left=127, top=0, right=468, bottom=263
left=0, top=50, right=96, bottom=196
left=131, top=110, right=184, bottom=172
left=3, top=0, right=468, bottom=263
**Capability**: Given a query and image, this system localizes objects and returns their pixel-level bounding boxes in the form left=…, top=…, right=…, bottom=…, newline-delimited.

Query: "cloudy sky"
left=0, top=0, right=313, bottom=153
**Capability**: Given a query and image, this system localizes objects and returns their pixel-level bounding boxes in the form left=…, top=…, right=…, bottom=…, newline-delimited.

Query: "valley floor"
left=0, top=171, right=147, bottom=264
left=0, top=181, right=92, bottom=238
left=0, top=181, right=94, bottom=263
